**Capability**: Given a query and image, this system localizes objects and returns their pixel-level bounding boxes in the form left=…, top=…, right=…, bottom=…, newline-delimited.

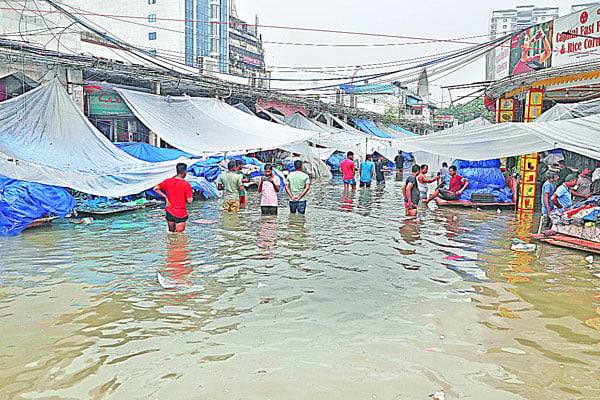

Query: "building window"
left=149, top=32, right=157, bottom=40
left=148, top=14, right=156, bottom=23
left=149, top=49, right=157, bottom=57
left=211, top=38, right=219, bottom=53
left=211, top=4, right=219, bottom=19
left=148, top=0, right=156, bottom=4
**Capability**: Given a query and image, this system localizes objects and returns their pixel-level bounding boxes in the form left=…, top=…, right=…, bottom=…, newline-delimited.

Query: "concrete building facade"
left=489, top=5, right=559, bottom=39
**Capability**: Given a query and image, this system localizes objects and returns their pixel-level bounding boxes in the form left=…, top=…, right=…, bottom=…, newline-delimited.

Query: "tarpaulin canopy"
left=117, top=89, right=315, bottom=155
left=0, top=79, right=188, bottom=197
left=115, top=142, right=196, bottom=162
left=392, top=113, right=600, bottom=161
left=116, top=142, right=220, bottom=181
left=389, top=124, right=420, bottom=137
left=284, top=113, right=391, bottom=158
left=536, top=98, right=600, bottom=122
left=352, top=119, right=392, bottom=138
left=233, top=103, right=254, bottom=115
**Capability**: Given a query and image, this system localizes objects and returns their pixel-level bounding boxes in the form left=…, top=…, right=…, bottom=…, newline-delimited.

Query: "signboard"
left=85, top=85, right=133, bottom=116
left=509, top=21, right=554, bottom=76
left=339, top=83, right=395, bottom=94
left=242, top=55, right=261, bottom=66
left=553, top=5, right=600, bottom=67
left=524, top=89, right=544, bottom=122
left=518, top=153, right=539, bottom=211
left=496, top=97, right=515, bottom=123
left=486, top=39, right=511, bottom=81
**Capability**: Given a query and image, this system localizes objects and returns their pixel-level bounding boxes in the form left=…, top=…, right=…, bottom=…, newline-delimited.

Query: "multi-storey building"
left=61, top=0, right=265, bottom=77
left=489, top=5, right=559, bottom=39
left=571, top=2, right=599, bottom=12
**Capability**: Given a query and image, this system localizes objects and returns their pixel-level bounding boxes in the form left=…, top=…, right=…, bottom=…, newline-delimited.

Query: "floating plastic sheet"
left=0, top=80, right=188, bottom=197
left=116, top=89, right=315, bottom=155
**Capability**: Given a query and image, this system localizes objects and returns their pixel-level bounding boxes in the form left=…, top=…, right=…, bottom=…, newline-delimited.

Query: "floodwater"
left=1, top=175, right=599, bottom=399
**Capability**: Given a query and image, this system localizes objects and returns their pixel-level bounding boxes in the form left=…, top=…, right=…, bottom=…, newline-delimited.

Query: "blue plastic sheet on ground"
left=352, top=119, right=392, bottom=139
left=0, top=175, right=75, bottom=236
left=452, top=159, right=512, bottom=202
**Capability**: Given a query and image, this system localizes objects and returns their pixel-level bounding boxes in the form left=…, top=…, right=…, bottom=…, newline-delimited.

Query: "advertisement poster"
left=554, top=5, right=600, bottom=67
left=509, top=21, right=554, bottom=76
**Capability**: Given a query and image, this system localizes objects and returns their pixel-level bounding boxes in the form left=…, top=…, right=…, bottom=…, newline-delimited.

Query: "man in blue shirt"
left=552, top=174, right=578, bottom=210
left=359, top=154, right=375, bottom=188
left=541, top=171, right=558, bottom=229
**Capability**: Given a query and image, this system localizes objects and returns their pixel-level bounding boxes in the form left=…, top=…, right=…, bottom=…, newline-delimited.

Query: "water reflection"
left=161, top=234, right=192, bottom=284
left=0, top=179, right=599, bottom=399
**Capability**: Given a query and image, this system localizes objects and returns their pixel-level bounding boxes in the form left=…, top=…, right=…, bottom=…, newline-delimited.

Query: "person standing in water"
left=403, top=164, right=421, bottom=217
left=340, top=151, right=357, bottom=190
left=359, top=154, right=375, bottom=188
left=234, top=159, right=248, bottom=208
left=285, top=160, right=311, bottom=214
left=258, top=164, right=280, bottom=215
left=154, top=163, right=193, bottom=233
left=417, top=164, right=439, bottom=201
left=394, top=151, right=405, bottom=175
left=218, top=161, right=244, bottom=213
left=374, top=155, right=387, bottom=186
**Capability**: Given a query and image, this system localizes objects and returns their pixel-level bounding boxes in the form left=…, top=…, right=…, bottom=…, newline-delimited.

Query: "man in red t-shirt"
left=425, top=165, right=469, bottom=203
left=154, top=163, right=193, bottom=233
left=340, top=151, right=357, bottom=190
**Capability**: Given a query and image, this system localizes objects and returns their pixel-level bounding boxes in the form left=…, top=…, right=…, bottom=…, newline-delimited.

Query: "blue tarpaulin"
left=390, top=124, right=419, bottom=137
left=116, top=142, right=221, bottom=182
left=0, top=175, right=75, bottom=236
left=352, top=119, right=392, bottom=139
left=326, top=152, right=346, bottom=173
left=115, top=142, right=195, bottom=162
left=452, top=159, right=513, bottom=203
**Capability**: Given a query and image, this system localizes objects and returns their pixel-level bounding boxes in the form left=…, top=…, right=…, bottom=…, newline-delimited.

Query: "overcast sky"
left=235, top=0, right=589, bottom=103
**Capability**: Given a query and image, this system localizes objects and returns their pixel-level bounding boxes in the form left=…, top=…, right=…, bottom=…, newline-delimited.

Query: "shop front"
left=84, top=83, right=149, bottom=143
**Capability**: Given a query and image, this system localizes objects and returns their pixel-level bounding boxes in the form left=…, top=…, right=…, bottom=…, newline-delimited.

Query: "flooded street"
left=1, top=176, right=599, bottom=399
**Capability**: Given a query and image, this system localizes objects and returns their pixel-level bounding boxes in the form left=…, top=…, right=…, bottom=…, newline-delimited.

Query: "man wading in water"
left=154, top=163, right=193, bottom=233
left=403, top=164, right=421, bottom=217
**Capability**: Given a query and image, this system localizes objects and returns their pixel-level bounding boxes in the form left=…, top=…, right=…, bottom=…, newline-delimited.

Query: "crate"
left=471, top=193, right=496, bottom=203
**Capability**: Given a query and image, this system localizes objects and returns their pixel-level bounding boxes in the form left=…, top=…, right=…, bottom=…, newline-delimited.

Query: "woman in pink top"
left=258, top=164, right=281, bottom=215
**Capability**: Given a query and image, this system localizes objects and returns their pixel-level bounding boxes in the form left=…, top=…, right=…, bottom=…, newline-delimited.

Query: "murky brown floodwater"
left=1, top=175, right=599, bottom=399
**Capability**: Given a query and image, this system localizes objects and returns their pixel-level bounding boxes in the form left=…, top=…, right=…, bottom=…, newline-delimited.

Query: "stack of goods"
left=326, top=152, right=346, bottom=173
left=0, top=175, right=75, bottom=236
left=552, top=195, right=600, bottom=242
left=453, top=159, right=513, bottom=203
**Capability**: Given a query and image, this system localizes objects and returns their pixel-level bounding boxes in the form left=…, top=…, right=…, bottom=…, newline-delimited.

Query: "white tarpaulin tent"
left=117, top=89, right=315, bottom=155
left=392, top=113, right=600, bottom=161
left=0, top=79, right=187, bottom=197
left=536, top=98, right=600, bottom=122
left=284, top=113, right=394, bottom=158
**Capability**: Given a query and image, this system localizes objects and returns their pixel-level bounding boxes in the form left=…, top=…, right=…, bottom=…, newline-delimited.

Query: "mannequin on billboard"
left=512, top=29, right=552, bottom=75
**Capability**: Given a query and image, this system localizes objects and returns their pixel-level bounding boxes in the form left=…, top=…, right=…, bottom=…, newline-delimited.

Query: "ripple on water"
left=0, top=179, right=599, bottom=399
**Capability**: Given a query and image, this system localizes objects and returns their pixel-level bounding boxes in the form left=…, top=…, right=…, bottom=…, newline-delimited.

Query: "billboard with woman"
left=509, top=21, right=554, bottom=76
